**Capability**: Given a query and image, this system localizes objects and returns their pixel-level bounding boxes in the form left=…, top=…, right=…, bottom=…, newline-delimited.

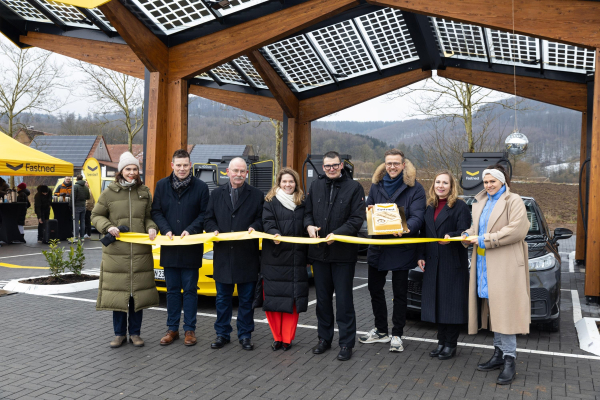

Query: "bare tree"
left=72, top=61, right=144, bottom=152
left=0, top=37, right=69, bottom=186
left=234, top=113, right=283, bottom=175
left=389, top=74, right=526, bottom=177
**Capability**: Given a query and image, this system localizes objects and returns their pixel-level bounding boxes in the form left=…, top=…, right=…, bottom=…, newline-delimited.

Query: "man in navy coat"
left=152, top=149, right=210, bottom=347
left=360, top=149, right=426, bottom=352
left=204, top=157, right=264, bottom=351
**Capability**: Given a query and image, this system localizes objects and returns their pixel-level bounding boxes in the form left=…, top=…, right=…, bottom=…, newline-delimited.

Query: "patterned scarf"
left=171, top=172, right=192, bottom=193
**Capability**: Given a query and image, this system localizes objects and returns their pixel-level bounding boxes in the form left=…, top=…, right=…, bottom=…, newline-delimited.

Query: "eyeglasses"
left=230, top=169, right=246, bottom=174
left=385, top=162, right=403, bottom=168
left=323, top=163, right=341, bottom=170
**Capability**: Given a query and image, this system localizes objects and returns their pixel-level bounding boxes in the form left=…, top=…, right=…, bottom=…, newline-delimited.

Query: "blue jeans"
left=113, top=297, right=143, bottom=336
left=493, top=332, right=517, bottom=359
left=164, top=267, right=199, bottom=332
left=75, top=206, right=86, bottom=238
left=214, top=281, right=256, bottom=341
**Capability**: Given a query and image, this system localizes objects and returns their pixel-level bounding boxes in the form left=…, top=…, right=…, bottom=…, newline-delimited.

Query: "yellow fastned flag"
left=83, top=157, right=101, bottom=201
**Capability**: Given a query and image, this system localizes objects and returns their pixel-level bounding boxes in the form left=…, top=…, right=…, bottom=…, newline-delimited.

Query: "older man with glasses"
left=204, top=157, right=264, bottom=351
left=305, top=151, right=365, bottom=361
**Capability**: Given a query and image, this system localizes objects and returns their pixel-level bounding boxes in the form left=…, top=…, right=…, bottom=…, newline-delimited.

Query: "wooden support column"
left=144, top=72, right=169, bottom=192
left=166, top=79, right=189, bottom=162
left=585, top=49, right=600, bottom=298
left=286, top=118, right=311, bottom=172
left=576, top=112, right=588, bottom=261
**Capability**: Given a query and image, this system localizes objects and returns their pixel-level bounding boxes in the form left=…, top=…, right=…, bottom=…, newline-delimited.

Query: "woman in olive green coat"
left=91, top=152, right=158, bottom=348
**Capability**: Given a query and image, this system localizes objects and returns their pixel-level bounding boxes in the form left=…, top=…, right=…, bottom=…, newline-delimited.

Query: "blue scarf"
left=382, top=172, right=404, bottom=198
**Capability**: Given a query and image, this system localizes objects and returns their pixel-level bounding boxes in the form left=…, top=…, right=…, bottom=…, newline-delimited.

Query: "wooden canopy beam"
left=299, top=69, right=431, bottom=122
left=438, top=67, right=587, bottom=112
left=168, top=0, right=360, bottom=81
left=367, top=0, right=600, bottom=49
left=188, top=86, right=283, bottom=121
left=585, top=48, right=600, bottom=298
left=99, top=0, right=168, bottom=73
left=19, top=32, right=145, bottom=80
left=247, top=50, right=299, bottom=119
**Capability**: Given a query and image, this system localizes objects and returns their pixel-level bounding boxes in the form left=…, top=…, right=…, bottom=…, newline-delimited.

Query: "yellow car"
left=153, top=240, right=314, bottom=296
left=153, top=242, right=237, bottom=296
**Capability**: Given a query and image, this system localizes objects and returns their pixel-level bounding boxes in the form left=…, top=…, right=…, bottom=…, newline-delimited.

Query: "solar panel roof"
left=30, top=135, right=97, bottom=167
left=1, top=0, right=594, bottom=99
left=189, top=144, right=248, bottom=165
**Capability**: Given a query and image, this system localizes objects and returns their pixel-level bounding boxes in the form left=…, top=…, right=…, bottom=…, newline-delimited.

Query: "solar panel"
left=195, top=72, right=213, bottom=81
left=264, top=35, right=334, bottom=92
left=1, top=0, right=51, bottom=23
left=429, top=17, right=487, bottom=61
left=129, top=0, right=215, bottom=34
left=37, top=0, right=98, bottom=29
left=218, top=0, right=269, bottom=16
left=211, top=63, right=248, bottom=86
left=307, top=20, right=377, bottom=80
left=31, top=136, right=97, bottom=167
left=190, top=144, right=247, bottom=164
left=544, top=42, right=595, bottom=73
left=486, top=29, right=539, bottom=67
left=232, top=56, right=268, bottom=88
left=89, top=8, right=116, bottom=31
left=355, top=8, right=419, bottom=69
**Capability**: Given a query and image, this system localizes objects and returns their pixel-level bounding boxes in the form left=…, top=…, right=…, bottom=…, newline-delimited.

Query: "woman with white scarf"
left=461, top=164, right=530, bottom=385
left=260, top=168, right=309, bottom=352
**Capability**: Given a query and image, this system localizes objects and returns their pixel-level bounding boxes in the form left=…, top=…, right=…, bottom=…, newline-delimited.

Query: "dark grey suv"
left=407, top=195, right=573, bottom=332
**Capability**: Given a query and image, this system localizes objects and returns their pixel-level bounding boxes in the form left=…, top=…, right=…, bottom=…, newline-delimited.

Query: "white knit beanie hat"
left=118, top=151, right=140, bottom=172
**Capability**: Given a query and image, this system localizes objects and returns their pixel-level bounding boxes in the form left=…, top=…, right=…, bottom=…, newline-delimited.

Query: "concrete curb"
left=4, top=272, right=99, bottom=295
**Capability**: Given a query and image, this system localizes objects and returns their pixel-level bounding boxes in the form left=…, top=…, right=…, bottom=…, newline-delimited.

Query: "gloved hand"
left=100, top=225, right=130, bottom=247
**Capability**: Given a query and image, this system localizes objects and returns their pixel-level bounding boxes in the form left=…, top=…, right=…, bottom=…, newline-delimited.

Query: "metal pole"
left=72, top=175, right=76, bottom=241
left=142, top=68, right=150, bottom=180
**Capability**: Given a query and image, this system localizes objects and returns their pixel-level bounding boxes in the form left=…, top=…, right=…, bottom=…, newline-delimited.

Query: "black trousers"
left=437, top=323, right=460, bottom=347
left=313, top=261, right=356, bottom=348
left=367, top=266, right=408, bottom=337
left=85, top=210, right=92, bottom=236
left=36, top=210, right=50, bottom=241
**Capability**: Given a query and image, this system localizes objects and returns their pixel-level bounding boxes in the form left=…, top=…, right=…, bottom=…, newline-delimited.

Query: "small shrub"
left=42, top=239, right=65, bottom=279
left=66, top=238, right=86, bottom=275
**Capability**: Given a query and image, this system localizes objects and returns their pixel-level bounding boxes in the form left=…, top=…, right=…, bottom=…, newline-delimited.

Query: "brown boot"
left=110, top=336, right=127, bottom=348
left=184, top=331, right=197, bottom=346
left=129, top=335, right=145, bottom=347
left=160, top=330, right=179, bottom=346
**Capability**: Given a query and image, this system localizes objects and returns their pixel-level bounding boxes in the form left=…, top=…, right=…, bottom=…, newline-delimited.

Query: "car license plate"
left=154, top=269, right=165, bottom=280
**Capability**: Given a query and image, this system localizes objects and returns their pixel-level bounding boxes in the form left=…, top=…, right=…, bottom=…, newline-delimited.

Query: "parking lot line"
left=0, top=247, right=102, bottom=260
left=34, top=292, right=600, bottom=361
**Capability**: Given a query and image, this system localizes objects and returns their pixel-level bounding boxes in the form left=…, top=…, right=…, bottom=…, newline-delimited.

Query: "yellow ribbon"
left=116, top=231, right=477, bottom=246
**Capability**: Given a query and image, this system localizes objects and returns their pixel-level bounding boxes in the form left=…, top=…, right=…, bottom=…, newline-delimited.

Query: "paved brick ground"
left=1, top=233, right=600, bottom=399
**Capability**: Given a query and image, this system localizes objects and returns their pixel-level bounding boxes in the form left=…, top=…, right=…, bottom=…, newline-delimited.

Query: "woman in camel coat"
left=462, top=164, right=530, bottom=386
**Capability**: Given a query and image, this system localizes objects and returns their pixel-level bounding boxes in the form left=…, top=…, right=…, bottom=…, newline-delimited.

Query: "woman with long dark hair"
left=462, top=164, right=530, bottom=385
left=417, top=170, right=471, bottom=360
left=92, top=152, right=158, bottom=348
left=261, top=168, right=309, bottom=351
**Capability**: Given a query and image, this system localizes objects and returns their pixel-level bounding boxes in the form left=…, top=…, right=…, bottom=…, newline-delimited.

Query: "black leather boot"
left=477, top=347, right=505, bottom=371
left=429, top=344, right=444, bottom=357
left=496, top=356, right=516, bottom=385
left=438, top=345, right=457, bottom=360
